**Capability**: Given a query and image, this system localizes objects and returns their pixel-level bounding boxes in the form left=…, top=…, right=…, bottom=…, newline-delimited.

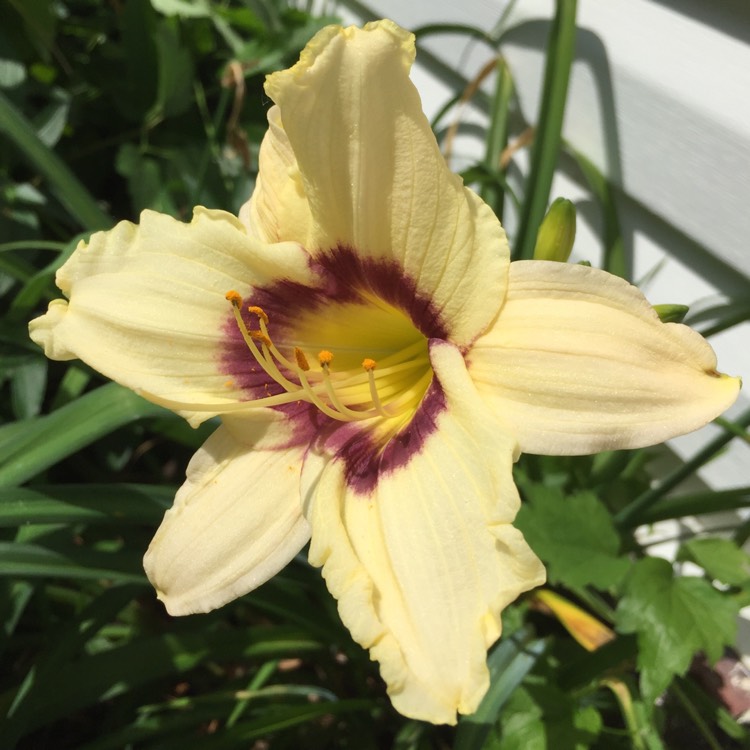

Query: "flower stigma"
left=225, top=289, right=432, bottom=424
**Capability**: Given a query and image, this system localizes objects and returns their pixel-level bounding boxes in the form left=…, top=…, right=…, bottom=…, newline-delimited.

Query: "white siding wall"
left=334, top=0, right=750, bottom=489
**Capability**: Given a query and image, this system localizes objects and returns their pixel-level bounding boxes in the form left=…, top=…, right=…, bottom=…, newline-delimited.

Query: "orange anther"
left=247, top=305, right=269, bottom=325
left=225, top=290, right=242, bottom=307
left=318, top=350, right=334, bottom=367
left=249, top=330, right=272, bottom=347
left=362, top=358, right=377, bottom=371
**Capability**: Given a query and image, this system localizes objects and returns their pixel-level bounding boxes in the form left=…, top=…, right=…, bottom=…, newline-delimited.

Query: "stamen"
left=225, top=293, right=428, bottom=423
left=363, top=359, right=391, bottom=418
left=296, top=368, right=358, bottom=421
left=225, top=290, right=242, bottom=307
left=294, top=347, right=310, bottom=371
left=249, top=330, right=272, bottom=348
left=247, top=305, right=269, bottom=325
left=228, top=296, right=298, bottom=391
left=256, top=316, right=298, bottom=373
left=318, top=359, right=377, bottom=420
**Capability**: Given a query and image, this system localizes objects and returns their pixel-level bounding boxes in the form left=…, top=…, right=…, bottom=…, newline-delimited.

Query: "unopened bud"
left=533, top=198, right=577, bottom=262
left=653, top=304, right=689, bottom=324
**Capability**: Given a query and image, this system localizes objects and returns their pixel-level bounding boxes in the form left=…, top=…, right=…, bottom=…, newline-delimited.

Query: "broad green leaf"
left=148, top=21, right=194, bottom=123
left=0, top=484, right=172, bottom=527
left=5, top=626, right=324, bottom=740
left=486, top=683, right=602, bottom=750
left=515, top=486, right=629, bottom=589
left=0, top=91, right=111, bottom=230
left=118, top=0, right=159, bottom=120
left=73, top=697, right=373, bottom=750
left=0, top=382, right=169, bottom=488
left=116, top=144, right=178, bottom=214
left=487, top=688, right=544, bottom=750
left=454, top=631, right=546, bottom=750
left=678, top=538, right=750, bottom=587
left=0, top=580, right=34, bottom=640
left=4, top=584, right=144, bottom=732
left=615, top=557, right=739, bottom=708
left=0, top=542, right=147, bottom=583
left=10, top=357, right=47, bottom=418
left=6, top=0, right=57, bottom=55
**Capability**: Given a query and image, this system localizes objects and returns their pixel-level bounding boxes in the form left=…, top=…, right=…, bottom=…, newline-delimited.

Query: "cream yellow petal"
left=469, top=260, right=741, bottom=455
left=144, top=424, right=310, bottom=616
left=29, top=207, right=317, bottom=425
left=239, top=106, right=313, bottom=245
left=264, top=21, right=508, bottom=346
left=301, top=341, right=545, bottom=724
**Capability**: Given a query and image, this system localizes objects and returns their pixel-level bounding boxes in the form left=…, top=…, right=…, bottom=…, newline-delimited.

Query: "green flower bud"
left=653, top=304, right=690, bottom=324
left=533, top=197, right=577, bottom=262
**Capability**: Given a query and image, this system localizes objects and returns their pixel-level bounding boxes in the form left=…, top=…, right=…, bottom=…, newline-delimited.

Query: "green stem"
left=615, top=407, right=750, bottom=529
left=513, top=0, right=578, bottom=260
left=191, top=79, right=232, bottom=206
left=569, top=145, right=627, bottom=278
left=480, top=57, right=513, bottom=221
left=671, top=681, right=724, bottom=750
left=638, top=487, right=750, bottom=526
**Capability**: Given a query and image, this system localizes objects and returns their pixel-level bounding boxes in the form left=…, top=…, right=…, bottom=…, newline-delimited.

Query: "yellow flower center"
left=226, top=290, right=431, bottom=424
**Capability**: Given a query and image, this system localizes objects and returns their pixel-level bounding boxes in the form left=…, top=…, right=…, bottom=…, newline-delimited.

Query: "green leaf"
left=0, top=484, right=172, bottom=527
left=6, top=625, right=324, bottom=741
left=678, top=538, right=750, bottom=587
left=615, top=557, right=739, bottom=708
left=10, top=357, right=47, bottom=418
left=635, top=487, right=750, bottom=525
left=0, top=541, right=147, bottom=583
left=148, top=21, right=194, bottom=123
left=689, top=299, right=750, bottom=338
left=487, top=683, right=602, bottom=750
left=118, top=0, right=159, bottom=120
left=454, top=631, right=547, bottom=750
left=515, top=486, right=629, bottom=589
left=0, top=382, right=169, bottom=488
left=33, top=88, right=70, bottom=147
left=615, top=406, right=750, bottom=529
left=480, top=57, right=514, bottom=221
left=6, top=0, right=57, bottom=56
left=0, top=91, right=111, bottom=230
left=412, top=23, right=497, bottom=45
left=567, top=146, right=627, bottom=278
left=116, top=144, right=177, bottom=214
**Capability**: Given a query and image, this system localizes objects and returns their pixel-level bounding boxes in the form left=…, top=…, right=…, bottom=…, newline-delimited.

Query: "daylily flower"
left=29, top=20, right=739, bottom=724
